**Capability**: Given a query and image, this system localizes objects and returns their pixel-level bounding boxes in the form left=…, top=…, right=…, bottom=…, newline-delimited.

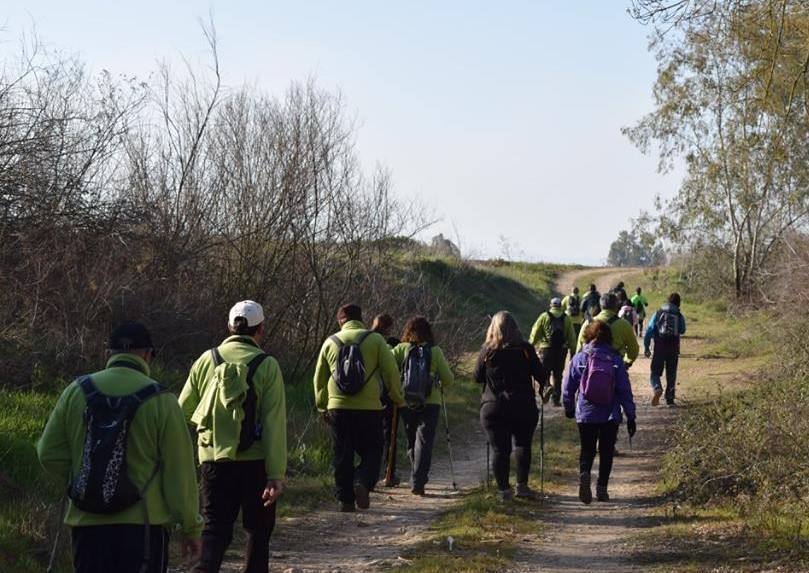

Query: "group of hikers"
left=36, top=281, right=687, bottom=573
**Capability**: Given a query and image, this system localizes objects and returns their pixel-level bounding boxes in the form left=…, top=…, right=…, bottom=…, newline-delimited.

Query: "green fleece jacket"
left=529, top=308, right=577, bottom=354
left=576, top=310, right=640, bottom=365
left=392, top=343, right=454, bottom=406
left=37, top=354, right=202, bottom=537
left=179, top=336, right=287, bottom=480
left=313, top=320, right=405, bottom=411
left=561, top=294, right=584, bottom=325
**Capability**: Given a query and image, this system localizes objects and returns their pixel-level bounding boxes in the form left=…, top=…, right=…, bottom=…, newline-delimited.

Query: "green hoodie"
left=528, top=308, right=577, bottom=354
left=37, top=354, right=202, bottom=537
left=575, top=310, right=640, bottom=365
left=313, top=320, right=405, bottom=411
left=179, top=335, right=287, bottom=480
left=392, top=343, right=454, bottom=406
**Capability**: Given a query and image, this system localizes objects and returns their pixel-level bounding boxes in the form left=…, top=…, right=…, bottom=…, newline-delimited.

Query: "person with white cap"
left=528, top=297, right=577, bottom=406
left=179, top=301, right=287, bottom=573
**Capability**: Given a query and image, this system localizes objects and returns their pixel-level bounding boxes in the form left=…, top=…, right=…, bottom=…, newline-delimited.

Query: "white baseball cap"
left=228, top=300, right=265, bottom=328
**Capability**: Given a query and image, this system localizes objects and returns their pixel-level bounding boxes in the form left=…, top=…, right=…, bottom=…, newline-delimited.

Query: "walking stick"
left=485, top=441, right=491, bottom=489
left=439, top=382, right=458, bottom=491
left=539, top=395, right=546, bottom=504
left=384, top=404, right=399, bottom=485
left=46, top=495, right=67, bottom=573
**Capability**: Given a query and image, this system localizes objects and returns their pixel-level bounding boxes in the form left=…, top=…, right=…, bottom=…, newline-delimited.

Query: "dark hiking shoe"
left=515, top=483, right=535, bottom=498
left=411, top=485, right=425, bottom=496
left=578, top=473, right=592, bottom=505
left=651, top=387, right=663, bottom=406
left=382, top=475, right=401, bottom=488
left=666, top=399, right=676, bottom=407
left=552, top=398, right=562, bottom=407
left=339, top=501, right=356, bottom=512
left=353, top=483, right=370, bottom=510
left=613, top=447, right=620, bottom=457
left=496, top=488, right=513, bottom=502
left=596, top=485, right=610, bottom=502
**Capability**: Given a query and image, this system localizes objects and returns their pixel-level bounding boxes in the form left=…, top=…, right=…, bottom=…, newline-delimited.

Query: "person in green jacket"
left=392, top=316, right=454, bottom=496
left=37, top=321, right=202, bottom=573
left=529, top=297, right=577, bottom=406
left=631, top=287, right=649, bottom=338
left=562, top=286, right=585, bottom=341
left=313, top=304, right=405, bottom=512
left=179, top=301, right=287, bottom=573
left=576, top=293, right=640, bottom=367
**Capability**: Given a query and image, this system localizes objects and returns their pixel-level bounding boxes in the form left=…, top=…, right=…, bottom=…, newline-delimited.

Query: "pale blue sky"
left=4, top=1, right=677, bottom=264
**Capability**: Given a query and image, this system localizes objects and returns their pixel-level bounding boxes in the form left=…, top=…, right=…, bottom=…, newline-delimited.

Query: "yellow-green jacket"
left=37, top=354, right=202, bottom=537
left=561, top=294, right=584, bottom=326
left=576, top=310, right=640, bottom=366
left=313, top=320, right=405, bottom=411
left=392, top=343, right=454, bottom=406
left=179, top=335, right=287, bottom=480
left=529, top=308, right=577, bottom=354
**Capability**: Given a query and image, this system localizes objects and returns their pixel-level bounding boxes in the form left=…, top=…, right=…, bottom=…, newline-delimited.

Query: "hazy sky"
left=4, top=1, right=678, bottom=264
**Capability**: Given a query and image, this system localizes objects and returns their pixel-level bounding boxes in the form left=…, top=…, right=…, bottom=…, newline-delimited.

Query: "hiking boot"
left=596, top=485, right=610, bottom=502
left=613, top=447, right=620, bottom=457
left=651, top=387, right=663, bottom=406
left=552, top=398, right=562, bottom=407
left=578, top=472, right=592, bottom=505
left=411, top=485, right=425, bottom=496
left=515, top=482, right=535, bottom=498
left=666, top=400, right=676, bottom=408
left=496, top=488, right=513, bottom=502
left=353, top=483, right=370, bottom=510
left=339, top=501, right=356, bottom=512
left=382, top=475, right=401, bottom=488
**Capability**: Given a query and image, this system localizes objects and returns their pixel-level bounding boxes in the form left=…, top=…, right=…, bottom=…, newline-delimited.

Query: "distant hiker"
left=475, top=311, right=545, bottom=501
left=392, top=316, right=454, bottom=495
left=562, top=286, right=585, bottom=340
left=576, top=293, right=639, bottom=368
left=529, top=298, right=577, bottom=406
left=618, top=297, right=637, bottom=328
left=631, top=287, right=649, bottom=338
left=610, top=281, right=628, bottom=302
left=372, top=313, right=402, bottom=488
left=580, top=283, right=602, bottom=321
left=38, top=321, right=202, bottom=573
left=564, top=320, right=637, bottom=504
left=313, top=304, right=405, bottom=512
left=180, top=301, right=287, bottom=573
left=644, top=293, right=687, bottom=406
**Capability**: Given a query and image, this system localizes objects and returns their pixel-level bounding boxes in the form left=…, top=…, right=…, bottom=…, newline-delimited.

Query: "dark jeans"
left=578, top=422, right=619, bottom=487
left=330, top=409, right=384, bottom=503
left=194, top=460, right=277, bottom=573
left=635, top=318, right=645, bottom=338
left=651, top=347, right=680, bottom=402
left=401, top=404, right=440, bottom=489
left=381, top=396, right=399, bottom=479
left=480, top=399, right=539, bottom=490
left=72, top=524, right=169, bottom=573
left=540, top=347, right=567, bottom=402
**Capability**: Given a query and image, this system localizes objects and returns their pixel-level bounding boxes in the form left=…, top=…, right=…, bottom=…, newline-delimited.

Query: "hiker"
left=563, top=320, right=637, bottom=504
left=644, top=293, right=687, bottom=406
left=179, top=301, right=287, bottom=573
left=576, top=293, right=639, bottom=367
left=631, top=287, right=649, bottom=338
left=618, top=297, right=637, bottom=328
left=313, top=304, right=405, bottom=512
left=372, top=313, right=402, bottom=488
left=580, top=283, right=602, bottom=321
left=37, top=321, right=202, bottom=573
left=562, top=286, right=585, bottom=341
left=611, top=281, right=628, bottom=302
left=475, top=311, right=545, bottom=500
left=529, top=298, right=577, bottom=406
left=392, top=316, right=454, bottom=495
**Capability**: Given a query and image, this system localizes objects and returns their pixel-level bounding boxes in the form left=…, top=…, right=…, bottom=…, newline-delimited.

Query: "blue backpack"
left=401, top=344, right=434, bottom=407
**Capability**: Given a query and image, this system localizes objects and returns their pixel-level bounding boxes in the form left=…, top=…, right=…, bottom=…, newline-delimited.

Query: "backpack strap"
left=210, top=347, right=225, bottom=366
left=76, top=376, right=99, bottom=402
left=607, top=315, right=619, bottom=325
left=329, top=334, right=345, bottom=349
left=239, top=352, right=270, bottom=450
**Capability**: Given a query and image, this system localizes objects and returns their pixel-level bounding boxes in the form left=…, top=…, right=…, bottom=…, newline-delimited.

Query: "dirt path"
left=554, top=267, right=646, bottom=296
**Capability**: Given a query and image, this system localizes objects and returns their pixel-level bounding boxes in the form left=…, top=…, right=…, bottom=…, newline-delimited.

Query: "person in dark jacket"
left=475, top=311, right=545, bottom=501
left=644, top=293, right=687, bottom=406
left=372, top=313, right=402, bottom=487
left=563, top=320, right=637, bottom=504
left=580, top=283, right=601, bottom=321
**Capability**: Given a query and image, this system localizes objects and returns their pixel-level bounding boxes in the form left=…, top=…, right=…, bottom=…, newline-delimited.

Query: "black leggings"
left=480, top=400, right=539, bottom=490
left=578, top=422, right=619, bottom=487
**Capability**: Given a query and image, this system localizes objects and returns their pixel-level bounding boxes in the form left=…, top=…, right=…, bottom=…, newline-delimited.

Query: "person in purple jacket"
left=563, top=320, right=637, bottom=504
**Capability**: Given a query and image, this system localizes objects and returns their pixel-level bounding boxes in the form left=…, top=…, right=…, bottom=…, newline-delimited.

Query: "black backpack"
left=68, top=375, right=162, bottom=514
left=330, top=330, right=377, bottom=395
left=210, top=348, right=270, bottom=451
left=583, top=293, right=601, bottom=320
left=656, top=308, right=681, bottom=342
left=547, top=312, right=566, bottom=348
left=567, top=295, right=581, bottom=317
left=401, top=344, right=434, bottom=407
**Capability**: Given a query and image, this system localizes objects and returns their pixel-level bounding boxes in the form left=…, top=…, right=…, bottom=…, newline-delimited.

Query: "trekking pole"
left=384, top=405, right=399, bottom=485
left=439, top=382, right=458, bottom=491
left=539, top=395, right=546, bottom=504
left=486, top=441, right=491, bottom=489
left=46, top=495, right=67, bottom=573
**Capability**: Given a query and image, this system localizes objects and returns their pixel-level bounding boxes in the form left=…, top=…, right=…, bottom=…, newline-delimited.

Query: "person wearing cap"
left=179, top=301, right=287, bottom=573
left=313, top=304, right=405, bottom=512
left=37, top=321, right=202, bottom=573
left=576, top=292, right=640, bottom=367
left=561, top=286, right=585, bottom=341
left=528, top=298, right=577, bottom=406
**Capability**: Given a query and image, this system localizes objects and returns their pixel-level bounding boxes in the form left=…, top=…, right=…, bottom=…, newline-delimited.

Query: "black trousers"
left=330, top=409, right=384, bottom=503
left=194, top=460, right=277, bottom=573
left=72, top=524, right=169, bottom=573
left=480, top=399, right=539, bottom=490
left=651, top=346, right=680, bottom=402
left=578, top=422, right=619, bottom=487
left=401, top=404, right=440, bottom=489
left=540, top=347, right=567, bottom=402
left=381, top=395, right=399, bottom=479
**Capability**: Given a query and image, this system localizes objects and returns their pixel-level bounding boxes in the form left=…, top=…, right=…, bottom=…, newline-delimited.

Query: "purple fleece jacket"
left=562, top=342, right=636, bottom=424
